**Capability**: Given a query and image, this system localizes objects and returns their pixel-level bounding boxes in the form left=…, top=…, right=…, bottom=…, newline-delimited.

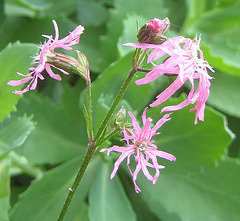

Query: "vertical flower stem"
left=86, top=77, right=93, bottom=141
left=94, top=68, right=137, bottom=143
left=57, top=143, right=95, bottom=221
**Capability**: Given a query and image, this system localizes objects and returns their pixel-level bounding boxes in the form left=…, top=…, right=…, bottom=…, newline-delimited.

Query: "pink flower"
left=124, top=35, right=214, bottom=124
left=7, top=20, right=84, bottom=94
left=100, top=108, right=176, bottom=193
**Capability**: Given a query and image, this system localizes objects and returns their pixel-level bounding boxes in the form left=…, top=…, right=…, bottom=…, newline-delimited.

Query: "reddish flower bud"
left=137, top=17, right=170, bottom=44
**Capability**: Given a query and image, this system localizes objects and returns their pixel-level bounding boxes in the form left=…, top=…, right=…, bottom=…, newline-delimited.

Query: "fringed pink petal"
left=128, top=111, right=141, bottom=133
left=150, top=77, right=184, bottom=107
left=7, top=77, right=32, bottom=86
left=45, top=64, right=62, bottom=81
left=152, top=113, right=172, bottom=133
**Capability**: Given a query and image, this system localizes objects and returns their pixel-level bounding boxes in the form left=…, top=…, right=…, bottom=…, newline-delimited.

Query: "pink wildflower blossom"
left=7, top=20, right=84, bottom=94
left=124, top=35, right=214, bottom=124
left=100, top=108, right=176, bottom=193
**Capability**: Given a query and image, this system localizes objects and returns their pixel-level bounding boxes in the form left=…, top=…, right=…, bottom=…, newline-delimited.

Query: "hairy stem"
left=57, top=143, right=95, bottom=221
left=86, top=77, right=93, bottom=141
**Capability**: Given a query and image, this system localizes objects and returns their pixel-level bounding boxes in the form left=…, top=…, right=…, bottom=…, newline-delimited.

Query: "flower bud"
left=45, top=50, right=89, bottom=81
left=137, top=17, right=170, bottom=44
left=76, top=50, right=90, bottom=81
left=110, top=106, right=126, bottom=129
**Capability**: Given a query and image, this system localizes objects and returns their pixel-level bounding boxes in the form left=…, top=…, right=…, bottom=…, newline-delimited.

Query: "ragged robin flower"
left=7, top=20, right=84, bottom=94
left=100, top=108, right=176, bottom=193
left=124, top=35, right=214, bottom=124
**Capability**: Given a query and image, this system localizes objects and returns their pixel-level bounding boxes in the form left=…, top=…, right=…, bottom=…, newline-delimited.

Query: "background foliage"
left=0, top=0, right=240, bottom=220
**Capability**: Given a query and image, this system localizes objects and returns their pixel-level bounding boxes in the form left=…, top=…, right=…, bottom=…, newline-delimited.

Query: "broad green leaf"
left=118, top=14, right=147, bottom=56
left=182, top=1, right=240, bottom=77
left=119, top=168, right=161, bottom=221
left=140, top=157, right=240, bottom=221
left=100, top=0, right=168, bottom=69
left=5, top=0, right=36, bottom=17
left=17, top=0, right=51, bottom=10
left=10, top=155, right=101, bottom=221
left=0, top=116, right=35, bottom=156
left=78, top=1, right=108, bottom=26
left=78, top=25, right=106, bottom=73
left=66, top=202, right=89, bottom=221
left=38, top=0, right=78, bottom=17
left=89, top=161, right=136, bottom=221
left=147, top=96, right=233, bottom=172
left=208, top=71, right=240, bottom=118
left=0, top=159, right=10, bottom=221
left=15, top=94, right=88, bottom=165
left=0, top=42, right=39, bottom=122
left=226, top=116, right=240, bottom=158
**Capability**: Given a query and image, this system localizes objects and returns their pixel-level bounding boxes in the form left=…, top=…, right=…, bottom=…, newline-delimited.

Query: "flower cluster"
left=101, top=18, right=213, bottom=192
left=100, top=108, right=176, bottom=193
left=7, top=20, right=84, bottom=94
left=8, top=17, right=213, bottom=194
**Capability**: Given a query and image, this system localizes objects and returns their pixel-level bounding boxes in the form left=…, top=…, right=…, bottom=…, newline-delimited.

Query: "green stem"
left=95, top=129, right=119, bottom=147
left=57, top=143, right=95, bottom=221
left=94, top=68, right=137, bottom=143
left=86, top=77, right=93, bottom=141
left=9, top=151, right=43, bottom=178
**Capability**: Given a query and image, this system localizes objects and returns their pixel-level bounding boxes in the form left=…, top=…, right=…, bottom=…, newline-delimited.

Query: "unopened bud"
left=137, top=17, right=170, bottom=44
left=110, top=106, right=126, bottom=129
left=76, top=50, right=90, bottom=81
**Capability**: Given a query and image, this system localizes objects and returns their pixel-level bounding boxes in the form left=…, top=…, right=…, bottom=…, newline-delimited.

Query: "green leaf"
left=78, top=1, right=108, bottom=26
left=38, top=0, right=78, bottom=17
left=118, top=14, right=147, bottom=56
left=17, top=0, right=51, bottom=10
left=10, top=155, right=101, bottom=221
left=226, top=116, right=240, bottom=158
left=0, top=159, right=10, bottom=221
left=5, top=0, right=36, bottom=17
left=182, top=1, right=240, bottom=77
left=0, top=42, right=39, bottom=122
left=66, top=202, right=89, bottom=221
left=147, top=96, right=233, bottom=172
left=140, top=157, right=240, bottom=221
left=89, top=161, right=136, bottom=221
left=78, top=25, right=106, bottom=73
left=0, top=116, right=35, bottom=156
left=15, top=94, right=88, bottom=165
left=208, top=71, right=240, bottom=118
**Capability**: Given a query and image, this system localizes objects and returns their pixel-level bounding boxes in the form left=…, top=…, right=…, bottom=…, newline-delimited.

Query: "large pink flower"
left=124, top=35, right=214, bottom=124
left=100, top=108, right=176, bottom=193
left=8, top=20, right=84, bottom=94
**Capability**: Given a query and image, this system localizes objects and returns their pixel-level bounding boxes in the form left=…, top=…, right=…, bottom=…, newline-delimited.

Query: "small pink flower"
left=8, top=20, right=84, bottom=94
left=124, top=35, right=214, bottom=124
left=100, top=108, right=176, bottom=193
